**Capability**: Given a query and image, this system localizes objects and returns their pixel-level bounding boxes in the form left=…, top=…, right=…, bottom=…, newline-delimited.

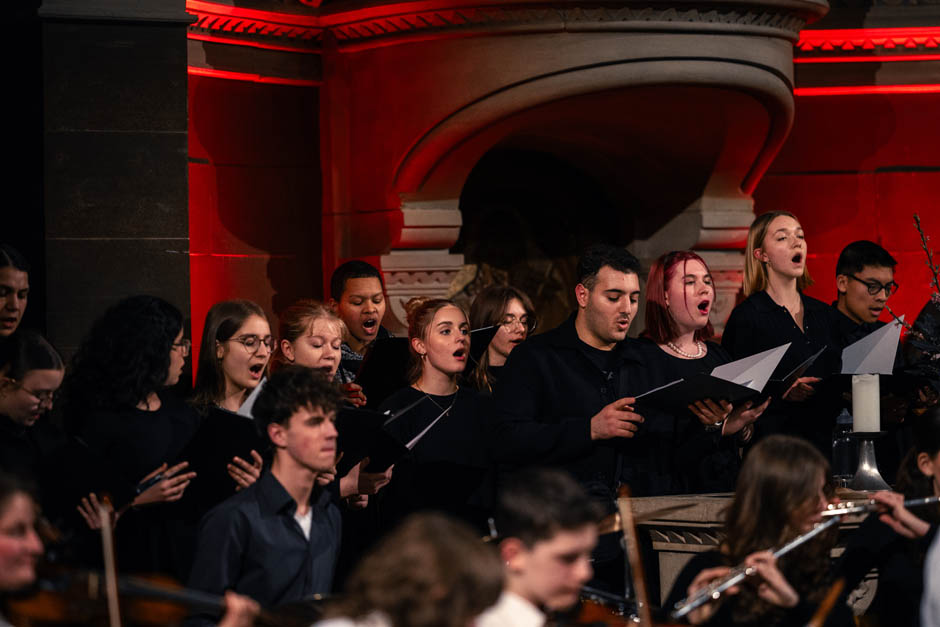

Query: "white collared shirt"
left=476, top=591, right=545, bottom=627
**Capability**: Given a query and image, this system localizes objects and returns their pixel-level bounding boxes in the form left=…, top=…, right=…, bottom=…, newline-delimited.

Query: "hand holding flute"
left=681, top=551, right=798, bottom=625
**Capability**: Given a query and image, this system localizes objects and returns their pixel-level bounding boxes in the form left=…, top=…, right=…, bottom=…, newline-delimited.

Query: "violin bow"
left=97, top=500, right=122, bottom=627
left=616, top=485, right=653, bottom=627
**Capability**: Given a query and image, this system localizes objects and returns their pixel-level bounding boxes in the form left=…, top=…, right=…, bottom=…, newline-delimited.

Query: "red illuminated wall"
left=188, top=74, right=322, bottom=364
left=754, top=92, right=940, bottom=322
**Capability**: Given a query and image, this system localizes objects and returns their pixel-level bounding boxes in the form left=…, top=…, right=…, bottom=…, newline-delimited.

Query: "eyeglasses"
left=499, top=314, right=537, bottom=333
left=847, top=275, right=899, bottom=297
left=19, top=384, right=57, bottom=405
left=172, top=339, right=192, bottom=357
left=227, top=335, right=275, bottom=354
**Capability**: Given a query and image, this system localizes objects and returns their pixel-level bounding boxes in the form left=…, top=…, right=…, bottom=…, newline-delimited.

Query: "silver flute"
left=821, top=495, right=940, bottom=517
left=670, top=516, right=841, bottom=621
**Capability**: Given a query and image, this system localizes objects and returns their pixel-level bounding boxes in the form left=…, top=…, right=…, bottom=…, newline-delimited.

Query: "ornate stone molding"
left=380, top=244, right=465, bottom=333
left=796, top=25, right=940, bottom=56
left=186, top=0, right=827, bottom=51
left=327, top=4, right=819, bottom=49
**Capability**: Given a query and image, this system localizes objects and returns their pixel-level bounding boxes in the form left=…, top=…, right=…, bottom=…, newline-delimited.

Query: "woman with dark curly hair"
left=182, top=300, right=273, bottom=524
left=467, top=285, right=536, bottom=394
left=63, top=295, right=199, bottom=578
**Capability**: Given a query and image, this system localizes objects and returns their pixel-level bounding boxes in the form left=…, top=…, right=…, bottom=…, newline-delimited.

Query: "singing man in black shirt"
left=491, top=244, right=646, bottom=497
left=186, top=366, right=344, bottom=625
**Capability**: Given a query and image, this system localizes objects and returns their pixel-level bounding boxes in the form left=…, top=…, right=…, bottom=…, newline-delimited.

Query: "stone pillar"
left=41, top=0, right=190, bottom=360
left=379, top=200, right=464, bottom=334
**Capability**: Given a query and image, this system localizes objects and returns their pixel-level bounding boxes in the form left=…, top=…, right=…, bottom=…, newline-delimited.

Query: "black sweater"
left=377, top=386, right=493, bottom=531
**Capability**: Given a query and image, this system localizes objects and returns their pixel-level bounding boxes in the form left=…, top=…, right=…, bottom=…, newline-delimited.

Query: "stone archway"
left=316, top=0, right=828, bottom=332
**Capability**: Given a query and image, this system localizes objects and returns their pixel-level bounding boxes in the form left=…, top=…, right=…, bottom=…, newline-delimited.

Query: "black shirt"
left=76, top=392, right=201, bottom=577
left=625, top=339, right=738, bottom=493
left=722, top=291, right=842, bottom=453
left=377, top=386, right=493, bottom=531
left=186, top=471, right=342, bottom=625
left=491, top=313, right=640, bottom=500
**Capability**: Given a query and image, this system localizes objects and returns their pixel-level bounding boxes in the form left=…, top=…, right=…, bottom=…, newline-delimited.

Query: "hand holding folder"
left=635, top=343, right=791, bottom=414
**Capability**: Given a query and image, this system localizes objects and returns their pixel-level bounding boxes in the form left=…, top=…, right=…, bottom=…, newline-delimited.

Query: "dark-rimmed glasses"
left=227, top=335, right=275, bottom=354
left=848, top=275, right=899, bottom=297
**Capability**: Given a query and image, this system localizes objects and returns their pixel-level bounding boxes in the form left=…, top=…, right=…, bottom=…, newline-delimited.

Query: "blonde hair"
left=272, top=299, right=346, bottom=372
left=743, top=211, right=814, bottom=296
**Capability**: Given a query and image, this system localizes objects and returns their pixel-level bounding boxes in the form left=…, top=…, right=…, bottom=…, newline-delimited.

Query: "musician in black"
left=62, top=295, right=199, bottom=578
left=721, top=212, right=841, bottom=454
left=628, top=251, right=768, bottom=494
left=664, top=435, right=851, bottom=626
left=836, top=408, right=939, bottom=627
left=329, top=261, right=390, bottom=399
left=377, top=297, right=492, bottom=532
left=490, top=244, right=645, bottom=499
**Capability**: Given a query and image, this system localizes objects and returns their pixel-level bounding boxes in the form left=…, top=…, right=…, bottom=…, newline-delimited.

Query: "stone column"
left=379, top=200, right=464, bottom=334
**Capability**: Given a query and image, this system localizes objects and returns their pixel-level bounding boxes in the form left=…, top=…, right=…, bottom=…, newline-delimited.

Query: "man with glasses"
left=833, top=240, right=899, bottom=334
left=832, top=240, right=912, bottom=482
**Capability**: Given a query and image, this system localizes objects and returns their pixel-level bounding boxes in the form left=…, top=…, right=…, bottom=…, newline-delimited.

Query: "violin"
left=5, top=567, right=321, bottom=627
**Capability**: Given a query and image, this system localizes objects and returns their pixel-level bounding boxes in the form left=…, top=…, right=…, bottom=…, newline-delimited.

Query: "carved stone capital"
left=379, top=249, right=465, bottom=333
left=393, top=200, right=463, bottom=250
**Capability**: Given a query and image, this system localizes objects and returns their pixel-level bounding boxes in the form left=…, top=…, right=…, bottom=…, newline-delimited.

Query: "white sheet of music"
left=841, top=317, right=903, bottom=375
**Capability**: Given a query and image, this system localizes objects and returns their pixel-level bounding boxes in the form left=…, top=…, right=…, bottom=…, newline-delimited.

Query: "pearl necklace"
left=666, top=340, right=705, bottom=359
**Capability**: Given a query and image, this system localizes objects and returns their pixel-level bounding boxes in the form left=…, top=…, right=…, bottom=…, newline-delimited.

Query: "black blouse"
left=377, top=386, right=493, bottom=532
left=625, top=339, right=739, bottom=493
left=721, top=291, right=842, bottom=452
left=76, top=391, right=201, bottom=577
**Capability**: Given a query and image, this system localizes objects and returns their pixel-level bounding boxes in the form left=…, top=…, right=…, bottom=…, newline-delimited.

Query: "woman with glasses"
left=467, top=286, right=536, bottom=393
left=62, top=295, right=200, bottom=578
left=0, top=331, right=68, bottom=520
left=721, top=212, right=842, bottom=453
left=185, top=300, right=274, bottom=524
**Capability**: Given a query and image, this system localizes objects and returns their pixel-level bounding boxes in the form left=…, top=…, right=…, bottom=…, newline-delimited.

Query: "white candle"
left=852, top=374, right=880, bottom=433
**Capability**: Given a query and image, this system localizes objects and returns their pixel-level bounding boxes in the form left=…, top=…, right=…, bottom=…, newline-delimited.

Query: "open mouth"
left=362, top=318, right=378, bottom=330
left=697, top=300, right=710, bottom=315
left=0, top=316, right=17, bottom=327
left=249, top=363, right=265, bottom=378
left=791, top=252, right=803, bottom=264
left=453, top=348, right=467, bottom=360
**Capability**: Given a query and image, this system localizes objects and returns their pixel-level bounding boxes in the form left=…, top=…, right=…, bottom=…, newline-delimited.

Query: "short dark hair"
left=0, top=244, right=30, bottom=272
left=330, top=260, right=384, bottom=301
left=836, top=240, right=897, bottom=276
left=494, top=468, right=603, bottom=547
left=253, top=365, right=343, bottom=445
left=576, top=244, right=641, bottom=290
